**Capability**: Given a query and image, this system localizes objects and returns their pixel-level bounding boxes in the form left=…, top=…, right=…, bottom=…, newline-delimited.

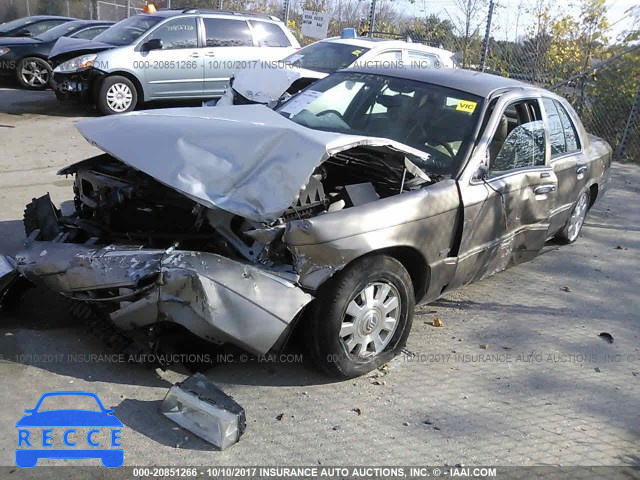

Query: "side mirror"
left=141, top=38, right=163, bottom=51
left=475, top=148, right=490, bottom=180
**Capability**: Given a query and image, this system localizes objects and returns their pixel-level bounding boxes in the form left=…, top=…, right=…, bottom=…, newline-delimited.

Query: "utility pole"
left=480, top=0, right=496, bottom=72
left=368, top=0, right=377, bottom=37
left=283, top=0, right=291, bottom=24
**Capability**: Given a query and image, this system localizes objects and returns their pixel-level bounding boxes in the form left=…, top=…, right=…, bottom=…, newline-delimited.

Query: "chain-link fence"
left=1, top=0, right=638, bottom=161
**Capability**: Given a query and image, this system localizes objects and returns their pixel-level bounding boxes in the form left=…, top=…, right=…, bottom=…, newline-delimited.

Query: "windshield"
left=277, top=72, right=483, bottom=176
left=283, top=42, right=370, bottom=74
left=92, top=14, right=161, bottom=46
left=0, top=17, right=33, bottom=34
left=35, top=22, right=82, bottom=42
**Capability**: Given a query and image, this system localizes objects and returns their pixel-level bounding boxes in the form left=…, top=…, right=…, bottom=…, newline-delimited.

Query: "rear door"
left=540, top=97, right=588, bottom=235
left=138, top=16, right=203, bottom=98
left=201, top=17, right=257, bottom=96
left=453, top=97, right=558, bottom=286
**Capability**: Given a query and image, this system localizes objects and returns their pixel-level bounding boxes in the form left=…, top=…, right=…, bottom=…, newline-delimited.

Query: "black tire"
left=305, top=255, right=415, bottom=379
left=555, top=190, right=590, bottom=244
left=16, top=57, right=52, bottom=90
left=97, top=75, right=138, bottom=115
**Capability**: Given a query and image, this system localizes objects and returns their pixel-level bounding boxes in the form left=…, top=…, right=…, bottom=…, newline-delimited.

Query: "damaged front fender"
left=13, top=241, right=313, bottom=355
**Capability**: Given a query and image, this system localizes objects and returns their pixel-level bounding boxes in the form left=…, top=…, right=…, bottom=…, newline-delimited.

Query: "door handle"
left=576, top=165, right=588, bottom=175
left=190, top=53, right=200, bottom=58
left=534, top=185, right=556, bottom=195
left=540, top=172, right=551, bottom=178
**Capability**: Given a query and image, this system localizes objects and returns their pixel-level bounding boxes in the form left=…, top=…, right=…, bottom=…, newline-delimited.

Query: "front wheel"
left=556, top=190, right=590, bottom=244
left=97, top=75, right=138, bottom=115
left=16, top=57, right=52, bottom=89
left=305, top=255, right=415, bottom=379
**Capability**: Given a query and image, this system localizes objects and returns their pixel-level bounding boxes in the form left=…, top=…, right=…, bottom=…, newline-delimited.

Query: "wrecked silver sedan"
left=0, top=68, right=611, bottom=378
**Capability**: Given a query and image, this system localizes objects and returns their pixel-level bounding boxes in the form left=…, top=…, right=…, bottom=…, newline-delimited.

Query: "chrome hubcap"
left=106, top=83, right=133, bottom=112
left=567, top=192, right=589, bottom=242
left=21, top=60, right=49, bottom=87
left=340, top=282, right=401, bottom=358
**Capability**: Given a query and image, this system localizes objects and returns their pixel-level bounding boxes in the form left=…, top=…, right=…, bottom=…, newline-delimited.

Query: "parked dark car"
left=0, top=15, right=75, bottom=38
left=0, top=68, right=612, bottom=378
left=0, top=20, right=113, bottom=89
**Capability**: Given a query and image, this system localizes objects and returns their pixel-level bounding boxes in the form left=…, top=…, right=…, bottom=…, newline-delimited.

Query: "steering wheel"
left=317, top=109, right=347, bottom=121
left=426, top=138, right=456, bottom=157
left=407, top=122, right=455, bottom=157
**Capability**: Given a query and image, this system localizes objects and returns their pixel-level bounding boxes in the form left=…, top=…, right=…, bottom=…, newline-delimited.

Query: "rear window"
left=283, top=42, right=370, bottom=74
left=203, top=18, right=253, bottom=47
left=249, top=20, right=290, bottom=47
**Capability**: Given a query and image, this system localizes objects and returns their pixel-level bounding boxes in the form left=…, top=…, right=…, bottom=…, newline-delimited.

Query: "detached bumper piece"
left=161, top=373, right=246, bottom=450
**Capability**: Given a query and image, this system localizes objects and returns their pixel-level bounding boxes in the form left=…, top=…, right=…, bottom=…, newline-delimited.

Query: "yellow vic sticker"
left=456, top=100, right=478, bottom=113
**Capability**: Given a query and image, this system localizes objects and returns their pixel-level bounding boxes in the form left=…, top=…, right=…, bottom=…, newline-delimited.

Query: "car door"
left=453, top=97, right=558, bottom=286
left=138, top=16, right=203, bottom=98
left=201, top=17, right=257, bottom=96
left=540, top=97, right=588, bottom=235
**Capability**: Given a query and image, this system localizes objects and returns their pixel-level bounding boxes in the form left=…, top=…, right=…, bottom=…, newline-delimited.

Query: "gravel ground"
left=0, top=86, right=638, bottom=472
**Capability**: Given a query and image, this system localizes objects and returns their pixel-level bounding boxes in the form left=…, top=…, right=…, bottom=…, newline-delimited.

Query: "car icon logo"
left=16, top=391, right=123, bottom=468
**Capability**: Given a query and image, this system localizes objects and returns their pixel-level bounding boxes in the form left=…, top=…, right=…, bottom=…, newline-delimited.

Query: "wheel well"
left=588, top=183, right=599, bottom=209
left=373, top=247, right=429, bottom=301
left=95, top=71, right=144, bottom=103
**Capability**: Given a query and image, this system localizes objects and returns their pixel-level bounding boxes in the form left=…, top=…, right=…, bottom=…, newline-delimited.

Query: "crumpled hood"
left=49, top=36, right=114, bottom=60
left=75, top=105, right=426, bottom=223
left=232, top=65, right=326, bottom=104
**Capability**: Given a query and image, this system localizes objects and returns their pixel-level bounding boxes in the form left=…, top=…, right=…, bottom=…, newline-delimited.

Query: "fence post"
left=617, top=84, right=640, bottom=161
left=368, top=0, right=377, bottom=37
left=480, top=0, right=495, bottom=72
left=283, top=0, right=290, bottom=23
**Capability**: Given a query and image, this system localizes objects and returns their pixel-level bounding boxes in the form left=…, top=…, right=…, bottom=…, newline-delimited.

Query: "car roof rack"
left=179, top=9, right=281, bottom=21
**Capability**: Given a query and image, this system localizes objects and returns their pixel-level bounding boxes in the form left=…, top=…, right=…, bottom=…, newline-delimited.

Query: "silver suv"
left=49, top=9, right=300, bottom=114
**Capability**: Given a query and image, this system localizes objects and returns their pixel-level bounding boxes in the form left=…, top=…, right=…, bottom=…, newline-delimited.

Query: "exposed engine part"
left=282, top=174, right=329, bottom=221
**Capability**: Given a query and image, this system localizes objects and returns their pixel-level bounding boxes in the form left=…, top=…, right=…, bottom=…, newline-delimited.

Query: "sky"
left=399, top=0, right=639, bottom=43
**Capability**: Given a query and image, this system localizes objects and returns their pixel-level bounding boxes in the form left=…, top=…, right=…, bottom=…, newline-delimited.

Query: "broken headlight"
left=54, top=53, right=98, bottom=73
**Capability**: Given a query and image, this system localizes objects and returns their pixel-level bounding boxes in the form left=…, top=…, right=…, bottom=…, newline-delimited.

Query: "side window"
left=542, top=98, right=566, bottom=157
left=489, top=100, right=546, bottom=175
left=25, top=19, right=69, bottom=35
left=70, top=27, right=109, bottom=40
left=554, top=100, right=580, bottom=153
left=143, top=18, right=197, bottom=49
left=407, top=51, right=441, bottom=68
left=203, top=18, right=254, bottom=47
left=249, top=20, right=290, bottom=47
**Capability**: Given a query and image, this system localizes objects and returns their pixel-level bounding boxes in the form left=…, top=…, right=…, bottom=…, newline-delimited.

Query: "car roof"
left=320, top=36, right=453, bottom=55
left=62, top=20, right=115, bottom=27
left=19, top=15, right=76, bottom=21
left=146, top=9, right=282, bottom=22
left=344, top=66, right=535, bottom=98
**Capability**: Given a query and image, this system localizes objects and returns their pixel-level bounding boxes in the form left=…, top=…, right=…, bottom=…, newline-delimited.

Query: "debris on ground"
left=561, top=286, right=572, bottom=292
left=160, top=373, right=246, bottom=450
left=276, top=413, right=285, bottom=421
left=352, top=408, right=362, bottom=416
left=595, top=367, right=602, bottom=373
left=479, top=344, right=488, bottom=350
left=598, top=332, right=614, bottom=344
left=432, top=316, right=443, bottom=327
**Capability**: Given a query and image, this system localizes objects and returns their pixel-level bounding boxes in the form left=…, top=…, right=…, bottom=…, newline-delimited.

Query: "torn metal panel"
left=13, top=242, right=313, bottom=355
left=218, top=66, right=305, bottom=106
left=161, top=373, right=246, bottom=450
left=75, top=106, right=430, bottom=223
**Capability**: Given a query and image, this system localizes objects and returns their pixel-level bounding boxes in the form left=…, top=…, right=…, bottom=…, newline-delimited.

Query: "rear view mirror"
left=141, top=38, right=163, bottom=51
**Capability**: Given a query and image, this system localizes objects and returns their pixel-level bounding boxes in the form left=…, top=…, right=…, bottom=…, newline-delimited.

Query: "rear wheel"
left=556, top=190, right=590, bottom=244
left=97, top=75, right=138, bottom=115
left=305, top=255, right=414, bottom=378
left=16, top=57, right=51, bottom=89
